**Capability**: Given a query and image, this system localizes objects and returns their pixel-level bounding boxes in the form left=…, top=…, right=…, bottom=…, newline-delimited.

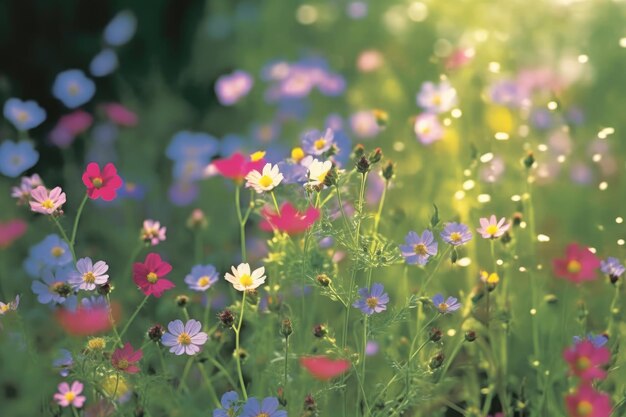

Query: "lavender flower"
left=432, top=294, right=462, bottom=314
left=162, top=319, right=208, bottom=355
left=213, top=391, right=240, bottom=417
left=440, top=222, right=473, bottom=246
left=353, top=283, right=389, bottom=315
left=302, top=128, right=334, bottom=156
left=185, top=264, right=219, bottom=292
left=68, top=258, right=109, bottom=291
left=400, top=230, right=438, bottom=265
left=240, top=397, right=287, bottom=417
left=600, top=257, right=625, bottom=280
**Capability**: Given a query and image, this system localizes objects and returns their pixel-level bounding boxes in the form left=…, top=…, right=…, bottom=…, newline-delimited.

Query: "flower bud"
left=381, top=160, right=395, bottom=181
left=352, top=144, right=366, bottom=159
left=176, top=295, right=189, bottom=307
left=86, top=337, right=106, bottom=352
left=373, top=109, right=389, bottom=128
left=281, top=318, right=293, bottom=338
left=323, top=165, right=338, bottom=187
left=313, top=324, right=328, bottom=338
left=512, top=212, right=523, bottom=226
left=148, top=324, right=165, bottom=342
left=186, top=208, right=208, bottom=229
left=368, top=147, right=383, bottom=164
left=316, top=274, right=331, bottom=287
left=523, top=152, right=535, bottom=169
left=464, top=330, right=477, bottom=342
left=429, top=352, right=445, bottom=369
left=429, top=327, right=443, bottom=342
left=356, top=156, right=370, bottom=174
left=218, top=310, right=235, bottom=328
left=303, top=394, right=317, bottom=412
left=97, top=282, right=112, bottom=296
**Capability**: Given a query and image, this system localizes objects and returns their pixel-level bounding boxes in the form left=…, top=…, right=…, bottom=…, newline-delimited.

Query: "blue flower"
left=440, top=222, right=473, bottom=246
left=117, top=179, right=146, bottom=200
left=213, top=391, right=239, bottom=417
left=166, top=131, right=219, bottom=163
left=52, top=69, right=96, bottom=109
left=3, top=98, right=46, bottom=131
left=600, top=257, right=625, bottom=280
left=573, top=333, right=608, bottom=348
left=432, top=294, right=462, bottom=314
left=399, top=230, right=438, bottom=265
left=53, top=349, right=74, bottom=377
left=240, top=397, right=287, bottom=417
left=23, top=234, right=72, bottom=278
left=104, top=10, right=137, bottom=47
left=90, top=49, right=119, bottom=77
left=168, top=181, right=199, bottom=206
left=31, top=267, right=74, bottom=305
left=185, top=264, right=219, bottom=292
left=0, top=140, right=39, bottom=177
left=276, top=161, right=308, bottom=184
left=352, top=283, right=389, bottom=315
left=301, top=128, right=334, bottom=156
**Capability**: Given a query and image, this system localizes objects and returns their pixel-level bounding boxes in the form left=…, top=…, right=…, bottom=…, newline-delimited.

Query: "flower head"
left=416, top=81, right=458, bottom=114
left=600, top=257, right=624, bottom=281
left=440, top=222, right=472, bottom=246
left=0, top=140, right=39, bottom=178
left=141, top=220, right=167, bottom=246
left=23, top=234, right=72, bottom=277
left=477, top=215, right=511, bottom=239
left=53, top=381, right=86, bottom=408
left=400, top=230, right=438, bottom=265
left=11, top=173, right=43, bottom=203
left=302, top=128, right=334, bottom=156
left=111, top=342, right=142, bottom=374
left=563, top=340, right=610, bottom=381
left=240, top=397, right=287, bottom=417
left=432, top=294, right=462, bottom=314
left=306, top=159, right=333, bottom=187
left=565, top=385, right=612, bottom=417
left=162, top=319, right=208, bottom=355
left=3, top=98, right=46, bottom=131
left=215, top=70, right=254, bottom=106
left=49, top=110, right=93, bottom=148
left=53, top=349, right=74, bottom=377
left=213, top=391, right=240, bottom=417
left=260, top=202, right=320, bottom=234
left=82, top=162, right=123, bottom=201
left=0, top=295, right=20, bottom=315
left=104, top=10, right=137, bottom=46
left=52, top=69, right=95, bottom=109
left=102, top=103, right=138, bottom=127
left=32, top=267, right=73, bottom=305
left=300, top=356, right=351, bottom=380
left=353, top=283, right=389, bottom=315
left=29, top=186, right=66, bottom=215
left=0, top=219, right=27, bottom=249
left=245, top=163, right=284, bottom=193
left=553, top=243, right=601, bottom=283
left=185, top=264, right=219, bottom=292
left=224, top=263, right=266, bottom=292
left=90, top=48, right=118, bottom=77
left=132, top=253, right=175, bottom=297
left=414, top=113, right=444, bottom=145
left=69, top=258, right=109, bottom=291
left=213, top=152, right=266, bottom=183
left=573, top=333, right=608, bottom=348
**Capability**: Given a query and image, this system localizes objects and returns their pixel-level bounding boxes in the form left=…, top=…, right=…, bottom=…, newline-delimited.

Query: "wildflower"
left=0, top=295, right=20, bottom=315
left=565, top=385, right=611, bottom=417
left=184, top=264, right=219, bottom=292
left=166, top=131, right=219, bottom=163
left=302, top=128, right=334, bottom=156
left=32, top=267, right=73, bottom=305
left=23, top=234, right=72, bottom=278
left=213, top=391, right=240, bottom=417
left=316, top=274, right=331, bottom=287
left=102, top=103, right=138, bottom=127
left=260, top=202, right=320, bottom=234
left=82, top=162, right=123, bottom=201
left=291, top=146, right=306, bottom=163
left=104, top=10, right=137, bottom=46
left=300, top=356, right=351, bottom=380
left=400, top=230, right=438, bottom=266
left=432, top=294, right=462, bottom=314
left=69, top=258, right=109, bottom=291
left=148, top=324, right=165, bottom=342
left=162, top=319, right=208, bottom=355
left=187, top=208, right=208, bottom=229
left=3, top=98, right=46, bottom=131
left=141, top=220, right=167, bottom=246
left=215, top=70, right=254, bottom=106
left=29, top=186, right=66, bottom=215
left=132, top=253, right=175, bottom=298
left=573, top=333, right=608, bottom=348
left=563, top=340, right=610, bottom=381
left=224, top=263, right=266, bottom=292
left=600, top=257, right=624, bottom=283
left=477, top=215, right=511, bottom=239
left=350, top=110, right=380, bottom=139
left=240, top=397, right=287, bottom=417
left=553, top=243, right=601, bottom=283
left=86, top=337, right=106, bottom=351
left=218, top=310, right=235, bottom=327
left=90, top=48, right=118, bottom=77
left=353, top=283, right=389, bottom=315
left=49, top=110, right=93, bottom=148
left=111, top=342, right=142, bottom=374
left=56, top=296, right=118, bottom=336
left=213, top=152, right=266, bottom=184
left=11, top=173, right=43, bottom=203
left=414, top=113, right=444, bottom=145
left=0, top=140, right=39, bottom=177
left=52, top=69, right=95, bottom=108
left=480, top=271, right=500, bottom=291
left=245, top=163, right=284, bottom=193
left=0, top=219, right=27, bottom=249
left=306, top=159, right=333, bottom=188
left=53, top=381, right=86, bottom=408
left=313, top=324, right=328, bottom=338
left=416, top=81, right=457, bottom=114
left=53, top=349, right=73, bottom=377
left=440, top=222, right=472, bottom=246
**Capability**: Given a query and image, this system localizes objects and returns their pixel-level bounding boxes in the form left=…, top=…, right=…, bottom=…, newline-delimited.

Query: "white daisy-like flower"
left=224, top=263, right=266, bottom=292
left=245, top=163, right=284, bottom=194
left=306, top=159, right=333, bottom=187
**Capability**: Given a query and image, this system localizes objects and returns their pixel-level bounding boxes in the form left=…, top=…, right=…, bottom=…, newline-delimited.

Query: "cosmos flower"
left=102, top=103, right=138, bottom=127
left=103, top=10, right=137, bottom=46
left=416, top=81, right=458, bottom=114
left=11, top=173, right=43, bottom=203
left=184, top=264, right=219, bottom=292
left=414, top=113, right=444, bottom=145
left=68, top=258, right=109, bottom=291
left=300, top=356, right=351, bottom=380
left=213, top=152, right=266, bottom=183
left=565, top=385, right=611, bottom=417
left=52, top=69, right=95, bottom=109
left=349, top=110, right=380, bottom=139
left=357, top=49, right=384, bottom=73
left=82, top=162, right=123, bottom=201
left=302, top=128, right=334, bottom=156
left=213, top=391, right=239, bottom=417
left=141, top=220, right=167, bottom=246
left=162, top=319, right=208, bottom=355
left=600, top=257, right=624, bottom=281
left=432, top=294, right=462, bottom=314
left=0, top=295, right=20, bottom=315
left=400, top=230, right=438, bottom=265
left=0, top=219, right=27, bottom=249
left=111, top=342, right=142, bottom=374
left=553, top=243, right=601, bottom=283
left=132, top=253, right=175, bottom=298
left=23, top=234, right=72, bottom=278
left=3, top=98, right=46, bottom=131
left=240, top=397, right=287, bottom=417
left=53, top=381, right=86, bottom=408
left=49, top=110, right=94, bottom=149
left=55, top=296, right=120, bottom=336
left=440, top=222, right=473, bottom=246
left=245, top=163, right=284, bottom=193
left=215, top=70, right=254, bottom=106
left=306, top=159, right=332, bottom=187
left=260, top=202, right=320, bottom=234
left=477, top=215, right=511, bottom=239
left=32, top=267, right=73, bottom=306
left=89, top=48, right=119, bottom=77
left=29, top=186, right=66, bottom=215
left=224, top=263, right=266, bottom=292
left=563, top=340, right=610, bottom=381
left=573, top=333, right=608, bottom=348
left=0, top=140, right=39, bottom=177
left=352, top=283, right=389, bottom=315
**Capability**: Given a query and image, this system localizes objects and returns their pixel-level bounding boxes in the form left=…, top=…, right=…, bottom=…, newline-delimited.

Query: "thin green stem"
left=270, top=191, right=281, bottom=215
left=194, top=229, right=203, bottom=265
left=372, top=180, right=388, bottom=234
left=233, top=291, right=248, bottom=399
left=106, top=294, right=123, bottom=348
left=52, top=217, right=76, bottom=262
left=197, top=362, right=221, bottom=408
left=283, top=336, right=289, bottom=392
left=119, top=295, right=150, bottom=340
left=177, top=357, right=194, bottom=393
left=235, top=186, right=247, bottom=262
left=71, top=406, right=81, bottom=417
left=335, top=185, right=354, bottom=242
left=70, top=194, right=89, bottom=247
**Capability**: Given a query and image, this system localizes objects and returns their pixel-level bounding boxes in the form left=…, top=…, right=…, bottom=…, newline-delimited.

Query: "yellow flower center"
left=366, top=297, right=378, bottom=308
left=83, top=272, right=96, bottom=284
left=485, top=225, right=499, bottom=236
left=291, top=147, right=305, bottom=162
left=577, top=400, right=593, bottom=416
left=239, top=274, right=253, bottom=287
left=568, top=260, right=582, bottom=274
left=177, top=332, right=192, bottom=345
left=576, top=356, right=591, bottom=371
left=41, top=199, right=55, bottom=210
left=68, top=82, right=80, bottom=96
left=450, top=232, right=462, bottom=242
left=257, top=413, right=270, bottom=417
left=314, top=138, right=327, bottom=150
left=0, top=305, right=9, bottom=313
left=316, top=171, right=328, bottom=184
left=92, top=177, right=103, bottom=188
left=51, top=246, right=65, bottom=257
left=438, top=303, right=449, bottom=312
left=16, top=110, right=30, bottom=122
left=250, top=151, right=266, bottom=162
left=64, top=391, right=76, bottom=402
left=146, top=272, right=158, bottom=283
left=116, top=359, right=129, bottom=370
left=432, top=94, right=442, bottom=106
left=87, top=338, right=106, bottom=350
left=414, top=243, right=428, bottom=256
left=259, top=175, right=274, bottom=188
left=197, top=276, right=211, bottom=287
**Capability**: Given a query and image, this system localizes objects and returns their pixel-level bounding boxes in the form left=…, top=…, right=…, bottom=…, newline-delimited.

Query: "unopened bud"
left=524, top=152, right=535, bottom=169
left=429, top=352, right=445, bottom=369
left=316, top=274, right=331, bottom=287
left=464, top=330, right=477, bottom=342
left=187, top=209, right=208, bottom=229
left=373, top=109, right=389, bottom=128
left=176, top=295, right=189, bottom=307
left=356, top=156, right=370, bottom=174
left=381, top=160, right=395, bottom=181
left=148, top=324, right=165, bottom=342
left=313, top=324, right=328, bottom=338
left=281, top=319, right=293, bottom=338
left=303, top=393, right=317, bottom=412
left=368, top=147, right=383, bottom=164
left=352, top=144, right=366, bottom=159
left=323, top=165, right=338, bottom=187
left=97, top=282, right=112, bottom=296
left=218, top=310, right=235, bottom=327
left=429, top=327, right=443, bottom=342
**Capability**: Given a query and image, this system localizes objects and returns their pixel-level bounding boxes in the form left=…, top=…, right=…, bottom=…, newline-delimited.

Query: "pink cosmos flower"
left=212, top=152, right=266, bottom=184
left=356, top=49, right=384, bottom=73
left=477, top=215, right=511, bottom=239
left=54, top=381, right=86, bottom=408
left=132, top=253, right=175, bottom=297
left=553, top=243, right=601, bottom=283
left=141, top=220, right=166, bottom=246
left=29, top=186, right=66, bottom=215
left=111, top=342, right=143, bottom=374
left=300, top=356, right=351, bottom=380
left=11, top=173, right=44, bottom=203
left=260, top=203, right=320, bottom=234
left=49, top=110, right=93, bottom=148
left=563, top=340, right=610, bottom=381
left=414, top=113, right=444, bottom=145
left=82, top=162, right=123, bottom=201
left=565, top=385, right=612, bottom=417
left=0, top=219, right=27, bottom=249
left=102, top=103, right=138, bottom=127
left=444, top=47, right=475, bottom=70
left=215, top=70, right=254, bottom=106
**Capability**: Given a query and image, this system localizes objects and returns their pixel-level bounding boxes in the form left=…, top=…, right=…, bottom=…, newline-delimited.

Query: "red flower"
left=82, top=162, right=123, bottom=201
left=565, top=384, right=612, bottom=417
left=563, top=340, right=610, bottom=381
left=0, top=219, right=27, bottom=249
left=111, top=342, right=143, bottom=374
left=553, top=243, right=601, bottom=283
left=132, top=253, right=175, bottom=297
left=260, top=203, right=320, bottom=234
left=102, top=103, right=138, bottom=127
left=55, top=301, right=121, bottom=336
left=212, top=152, right=265, bottom=183
left=300, top=356, right=350, bottom=380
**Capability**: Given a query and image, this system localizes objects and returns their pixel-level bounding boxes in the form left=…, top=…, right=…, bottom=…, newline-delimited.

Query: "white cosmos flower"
left=245, top=163, right=284, bottom=194
left=224, top=263, right=266, bottom=291
left=306, top=159, right=332, bottom=187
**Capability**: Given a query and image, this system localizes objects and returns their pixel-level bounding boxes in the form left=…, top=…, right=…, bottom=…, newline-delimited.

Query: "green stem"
left=437, top=336, right=464, bottom=382
left=283, top=335, right=289, bottom=393
left=359, top=314, right=369, bottom=415
left=106, top=294, right=124, bottom=348
left=420, top=246, right=452, bottom=295
left=270, top=190, right=281, bottom=215
left=206, top=354, right=237, bottom=388
left=197, top=362, right=221, bottom=408
left=70, top=194, right=89, bottom=247
left=372, top=180, right=388, bottom=234
left=51, top=217, right=76, bottom=262
left=71, top=406, right=81, bottom=417
left=335, top=185, right=354, bottom=242
left=177, top=357, right=194, bottom=393
left=194, top=229, right=203, bottom=265
left=119, top=295, right=150, bottom=340
left=235, top=186, right=247, bottom=262
left=233, top=291, right=248, bottom=399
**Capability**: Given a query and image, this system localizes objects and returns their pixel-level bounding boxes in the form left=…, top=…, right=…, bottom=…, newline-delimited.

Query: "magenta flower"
left=29, top=186, right=66, bottom=215
left=132, top=253, right=175, bottom=297
left=53, top=381, right=86, bottom=408
left=111, top=342, right=143, bottom=374
left=553, top=243, right=601, bottom=283
left=212, top=152, right=266, bottom=184
left=101, top=103, right=138, bottom=127
left=215, top=70, right=253, bottom=106
left=477, top=215, right=510, bottom=239
left=141, top=220, right=167, bottom=246
left=563, top=340, right=610, bottom=381
left=565, top=385, right=611, bottom=417
left=260, top=203, right=320, bottom=235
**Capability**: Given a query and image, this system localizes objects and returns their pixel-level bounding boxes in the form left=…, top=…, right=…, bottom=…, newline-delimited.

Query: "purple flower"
left=162, top=319, right=208, bottom=355
left=240, top=397, right=287, bottom=417
left=432, top=294, right=461, bottom=314
left=68, top=257, right=109, bottom=291
left=353, top=283, right=389, bottom=315
left=213, top=391, right=240, bottom=417
left=573, top=333, right=608, bottom=348
left=414, top=113, right=443, bottom=145
left=302, top=128, right=334, bottom=156
left=400, top=230, right=438, bottom=265
left=416, top=81, right=457, bottom=114
left=53, top=349, right=74, bottom=377
left=601, top=257, right=625, bottom=280
left=185, top=264, right=219, bottom=292
left=440, top=222, right=472, bottom=246
left=215, top=70, right=254, bottom=106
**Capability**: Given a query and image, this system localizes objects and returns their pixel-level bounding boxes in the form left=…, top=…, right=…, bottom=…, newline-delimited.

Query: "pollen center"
left=485, top=225, right=499, bottom=236
left=567, top=260, right=582, bottom=274
left=291, top=147, right=304, bottom=162
left=239, top=274, right=253, bottom=287
left=257, top=413, right=270, bottom=417
left=51, top=246, right=65, bottom=257
left=16, top=110, right=30, bottom=122
left=68, top=82, right=80, bottom=96
left=42, top=199, right=55, bottom=209
left=177, top=332, right=192, bottom=345
left=250, top=151, right=266, bottom=162
left=83, top=272, right=96, bottom=284
left=576, top=356, right=591, bottom=371
left=576, top=400, right=593, bottom=416
left=314, top=138, right=327, bottom=150
left=317, top=171, right=328, bottom=183
left=450, top=232, right=462, bottom=242
left=259, top=175, right=274, bottom=188
left=366, top=296, right=378, bottom=308
left=414, top=243, right=428, bottom=256
left=0, top=305, right=9, bottom=313
left=438, top=303, right=449, bottom=312
left=197, top=276, right=211, bottom=287
left=92, top=177, right=104, bottom=188
left=117, top=359, right=129, bottom=370
left=146, top=272, right=158, bottom=283
left=65, top=392, right=76, bottom=402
